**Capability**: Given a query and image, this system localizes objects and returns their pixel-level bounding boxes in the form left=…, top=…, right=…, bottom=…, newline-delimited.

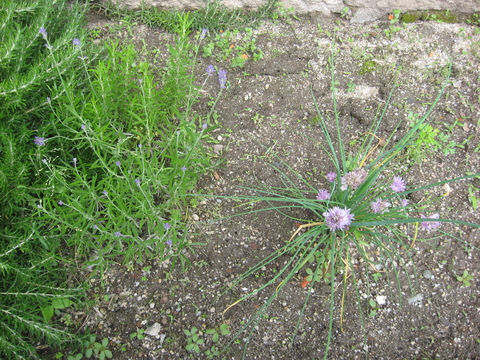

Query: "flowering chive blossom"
left=326, top=172, right=337, bottom=183
left=340, top=168, right=367, bottom=190
left=34, top=136, right=46, bottom=146
left=323, top=207, right=355, bottom=232
left=164, top=223, right=171, bottom=230
left=402, top=199, right=409, bottom=207
left=370, top=198, right=391, bottom=214
left=420, top=213, right=441, bottom=231
left=391, top=176, right=406, bottom=193
left=73, top=38, right=81, bottom=46
left=316, top=189, right=330, bottom=201
left=206, top=64, right=216, bottom=76
left=218, top=69, right=227, bottom=88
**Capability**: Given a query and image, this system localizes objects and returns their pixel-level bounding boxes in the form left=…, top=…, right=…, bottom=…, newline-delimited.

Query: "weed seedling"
left=456, top=270, right=474, bottom=286
left=184, top=327, right=204, bottom=353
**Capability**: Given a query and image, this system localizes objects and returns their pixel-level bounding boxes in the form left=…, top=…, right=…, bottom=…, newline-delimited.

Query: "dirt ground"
left=69, top=10, right=480, bottom=360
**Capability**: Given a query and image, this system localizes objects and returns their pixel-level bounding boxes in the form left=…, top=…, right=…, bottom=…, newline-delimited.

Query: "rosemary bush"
left=211, top=44, right=480, bottom=358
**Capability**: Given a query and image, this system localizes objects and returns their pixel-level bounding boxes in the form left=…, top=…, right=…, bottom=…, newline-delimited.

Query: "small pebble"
left=422, top=269, right=432, bottom=279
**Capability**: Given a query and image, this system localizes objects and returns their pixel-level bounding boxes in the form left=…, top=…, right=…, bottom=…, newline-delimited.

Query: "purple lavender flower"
left=46, top=97, right=51, bottom=103
left=45, top=44, right=53, bottom=50
left=103, top=190, right=108, bottom=196
left=73, top=38, right=81, bottom=46
left=391, top=176, right=406, bottom=193
left=58, top=200, right=64, bottom=206
left=93, top=225, right=99, bottom=230
left=202, top=123, right=208, bottom=130
left=181, top=166, right=187, bottom=172
left=420, top=213, right=440, bottom=231
left=39, top=27, right=47, bottom=39
left=370, top=198, right=391, bottom=214
left=206, top=64, right=216, bottom=76
left=326, top=172, right=337, bottom=183
left=164, top=223, right=171, bottom=230
left=41, top=158, right=47, bottom=165
left=341, top=168, right=367, bottom=190
left=218, top=69, right=227, bottom=89
left=114, top=231, right=122, bottom=237
left=401, top=199, right=409, bottom=207
left=316, top=189, right=330, bottom=201
left=115, top=161, right=121, bottom=167
left=166, top=239, right=173, bottom=246
left=81, top=124, right=86, bottom=131
left=34, top=136, right=46, bottom=146
left=200, top=28, right=208, bottom=39
left=323, top=207, right=355, bottom=232
left=135, top=178, right=141, bottom=186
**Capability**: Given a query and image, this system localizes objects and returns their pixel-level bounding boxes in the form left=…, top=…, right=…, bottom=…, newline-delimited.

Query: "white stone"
left=145, top=322, right=162, bottom=337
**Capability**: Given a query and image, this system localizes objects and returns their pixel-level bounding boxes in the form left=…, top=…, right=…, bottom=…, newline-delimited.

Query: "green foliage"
left=456, top=270, right=474, bottom=286
left=94, top=0, right=279, bottom=33
left=130, top=328, right=145, bottom=340
left=68, top=336, right=112, bottom=360
left=184, top=327, right=204, bottom=353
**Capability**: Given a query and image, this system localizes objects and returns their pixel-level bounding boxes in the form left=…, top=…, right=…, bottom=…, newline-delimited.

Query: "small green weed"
left=68, top=336, right=112, bottom=360
left=130, top=328, right=145, bottom=340
left=184, top=327, right=204, bottom=353
left=456, top=270, right=474, bottom=286
left=467, top=184, right=479, bottom=210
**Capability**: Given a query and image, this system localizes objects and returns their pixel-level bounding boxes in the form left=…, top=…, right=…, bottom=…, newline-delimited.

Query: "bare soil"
left=70, top=11, right=480, bottom=360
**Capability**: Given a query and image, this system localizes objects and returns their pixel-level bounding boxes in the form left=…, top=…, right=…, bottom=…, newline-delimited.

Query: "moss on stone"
left=401, top=10, right=458, bottom=24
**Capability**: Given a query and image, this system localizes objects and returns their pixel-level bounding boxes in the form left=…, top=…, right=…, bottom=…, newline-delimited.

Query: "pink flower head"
left=316, top=189, right=330, bottom=201
left=341, top=168, right=367, bottom=190
left=370, top=198, right=391, bottom=214
left=391, top=176, right=406, bottom=193
left=420, top=213, right=440, bottom=232
left=323, top=207, right=355, bottom=232
left=326, top=172, right=337, bottom=183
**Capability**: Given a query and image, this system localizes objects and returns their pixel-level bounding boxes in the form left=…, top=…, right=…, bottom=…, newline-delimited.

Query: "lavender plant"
left=210, top=43, right=479, bottom=358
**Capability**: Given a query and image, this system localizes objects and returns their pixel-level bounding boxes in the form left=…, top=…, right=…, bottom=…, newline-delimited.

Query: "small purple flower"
left=73, top=38, right=81, bottom=46
left=135, top=178, right=141, bottom=186
left=114, top=231, right=122, bottom=237
left=39, top=27, right=47, bottom=39
left=341, top=168, right=367, bottom=191
left=316, top=189, right=330, bottom=201
left=45, top=44, right=53, bottom=50
left=200, top=28, right=208, bottom=39
left=370, top=198, right=391, bottom=214
left=166, top=239, right=173, bottom=246
left=58, top=200, right=64, bottom=206
left=323, top=207, right=355, bottom=232
left=103, top=190, right=108, bottom=196
left=181, top=166, right=187, bottom=172
left=41, top=158, right=47, bottom=165
left=218, top=69, right=227, bottom=89
left=46, top=97, right=51, bottom=103
left=202, top=123, right=208, bottom=130
left=115, top=161, right=121, bottom=167
left=420, top=213, right=440, bottom=232
left=81, top=124, right=86, bottom=130
left=206, top=64, right=216, bottom=76
left=326, top=172, right=337, bottom=183
left=37, top=204, right=42, bottom=209
left=34, top=136, right=46, bottom=146
left=401, top=199, right=409, bottom=207
left=391, top=176, right=406, bottom=193
left=93, top=225, right=99, bottom=230
left=78, top=56, right=88, bottom=60
left=164, top=223, right=171, bottom=230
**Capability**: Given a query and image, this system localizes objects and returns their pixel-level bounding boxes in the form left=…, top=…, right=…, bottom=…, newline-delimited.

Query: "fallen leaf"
left=300, top=276, right=310, bottom=288
left=213, top=171, right=221, bottom=180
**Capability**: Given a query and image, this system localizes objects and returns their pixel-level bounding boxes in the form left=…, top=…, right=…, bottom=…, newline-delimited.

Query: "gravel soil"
left=63, top=11, right=480, bottom=360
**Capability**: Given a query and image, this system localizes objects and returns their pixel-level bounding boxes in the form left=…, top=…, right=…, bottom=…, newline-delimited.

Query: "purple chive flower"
left=200, top=28, right=208, bottom=39
left=114, top=231, right=122, bottom=237
left=420, top=213, right=440, bottom=231
left=34, top=136, right=46, bottom=146
left=135, top=178, right=141, bottom=186
left=218, top=69, right=227, bottom=89
left=391, top=176, right=406, bottom=193
left=323, top=206, right=355, bottom=232
left=58, top=200, right=64, bottom=206
left=206, top=64, right=216, bottom=76
left=181, top=166, right=187, bottom=172
left=316, top=189, right=331, bottom=201
left=370, top=198, right=391, bottom=214
left=73, top=38, right=81, bottom=46
left=401, top=199, right=409, bottom=207
left=39, top=27, right=47, bottom=39
left=115, top=161, right=121, bottom=167
left=341, top=168, right=367, bottom=191
left=166, top=239, right=173, bottom=246
left=164, top=223, right=171, bottom=230
left=326, top=172, right=337, bottom=183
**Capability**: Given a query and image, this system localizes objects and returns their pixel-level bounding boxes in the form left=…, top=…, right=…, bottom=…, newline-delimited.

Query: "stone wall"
left=98, top=0, right=480, bottom=22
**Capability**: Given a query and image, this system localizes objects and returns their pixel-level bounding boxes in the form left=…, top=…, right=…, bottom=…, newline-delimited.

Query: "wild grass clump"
left=210, top=41, right=480, bottom=359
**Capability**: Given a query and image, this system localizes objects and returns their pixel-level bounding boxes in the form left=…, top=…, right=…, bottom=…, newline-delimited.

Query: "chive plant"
left=210, top=40, right=480, bottom=359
